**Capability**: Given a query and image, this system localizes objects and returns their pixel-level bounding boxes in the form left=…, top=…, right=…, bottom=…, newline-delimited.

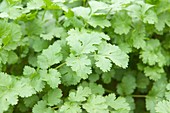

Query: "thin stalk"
left=132, top=95, right=146, bottom=98
left=55, top=62, right=66, bottom=70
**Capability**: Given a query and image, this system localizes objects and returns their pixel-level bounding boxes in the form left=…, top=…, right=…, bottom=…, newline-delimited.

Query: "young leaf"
left=66, top=55, right=92, bottom=79
left=37, top=41, right=62, bottom=69
left=83, top=95, right=108, bottom=113
left=95, top=42, right=129, bottom=71
left=68, top=86, right=91, bottom=102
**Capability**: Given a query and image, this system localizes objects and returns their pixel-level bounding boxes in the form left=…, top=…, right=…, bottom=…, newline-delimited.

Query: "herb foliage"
left=0, top=0, right=170, bottom=113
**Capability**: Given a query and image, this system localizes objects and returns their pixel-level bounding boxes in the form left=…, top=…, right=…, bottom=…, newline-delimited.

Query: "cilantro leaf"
left=24, top=95, right=39, bottom=108
left=59, top=102, right=82, bottom=113
left=60, top=66, right=81, bottom=86
left=155, top=100, right=170, bottom=113
left=83, top=95, right=108, bottom=113
left=117, top=73, right=136, bottom=95
left=111, top=11, right=132, bottom=35
left=68, top=86, right=91, bottom=102
left=88, top=15, right=111, bottom=28
left=144, top=66, right=164, bottom=81
left=140, top=39, right=166, bottom=66
left=66, top=55, right=92, bottom=79
left=27, top=0, right=45, bottom=10
left=43, top=89, right=62, bottom=106
left=105, top=94, right=130, bottom=111
left=67, top=29, right=102, bottom=54
left=32, top=100, right=54, bottom=113
left=37, top=41, right=62, bottom=69
left=95, top=42, right=129, bottom=71
left=40, top=69, right=61, bottom=89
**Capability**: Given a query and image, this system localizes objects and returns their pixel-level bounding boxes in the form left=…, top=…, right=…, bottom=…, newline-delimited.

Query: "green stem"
left=42, top=10, right=46, bottom=21
left=106, top=8, right=112, bottom=18
left=132, top=95, right=146, bottom=98
left=52, top=106, right=59, bottom=110
left=105, top=89, right=147, bottom=98
left=55, top=62, right=66, bottom=70
left=105, top=89, right=113, bottom=93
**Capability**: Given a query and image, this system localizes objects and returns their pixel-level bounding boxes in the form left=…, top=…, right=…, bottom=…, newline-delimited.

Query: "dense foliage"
left=0, top=0, right=170, bottom=112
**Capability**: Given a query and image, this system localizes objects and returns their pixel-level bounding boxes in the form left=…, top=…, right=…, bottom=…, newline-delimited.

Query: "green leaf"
left=155, top=100, right=170, bottom=113
left=83, top=95, right=108, bottom=113
left=27, top=0, right=45, bottom=10
left=144, top=66, right=164, bottom=81
left=88, top=1, right=109, bottom=14
left=95, top=42, right=129, bottom=71
left=136, top=73, right=150, bottom=89
left=0, top=50, right=8, bottom=64
left=155, top=12, right=170, bottom=31
left=30, top=75, right=45, bottom=92
left=88, top=15, right=111, bottom=28
left=126, top=1, right=154, bottom=20
left=23, top=66, right=36, bottom=76
left=25, top=19, right=43, bottom=36
left=72, top=7, right=90, bottom=20
left=37, top=41, right=62, bottom=69
left=67, top=29, right=103, bottom=54
left=14, top=78, right=35, bottom=97
left=105, top=94, right=130, bottom=111
left=88, top=73, right=100, bottom=82
left=32, top=100, right=54, bottom=113
left=0, top=20, right=22, bottom=50
left=0, top=72, right=13, bottom=87
left=81, top=82, right=105, bottom=95
left=59, top=102, right=82, bottom=113
left=60, top=66, right=81, bottom=86
left=146, top=77, right=167, bottom=113
left=140, top=39, right=166, bottom=66
left=24, top=95, right=39, bottom=108
left=68, top=86, right=91, bottom=102
left=89, top=83, right=105, bottom=95
left=102, top=69, right=115, bottom=84
left=117, top=73, right=136, bottom=95
left=40, top=69, right=61, bottom=89
left=66, top=55, right=92, bottom=79
left=143, top=10, right=158, bottom=24
left=7, top=51, right=18, bottom=64
left=129, top=23, right=146, bottom=49
left=0, top=97, right=10, bottom=113
left=30, top=36, right=49, bottom=52
left=43, top=89, right=62, bottom=106
left=111, top=11, right=132, bottom=35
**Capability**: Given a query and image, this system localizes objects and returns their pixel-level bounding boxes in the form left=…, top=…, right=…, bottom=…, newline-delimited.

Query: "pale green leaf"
left=43, top=89, right=62, bottom=106
left=37, top=41, right=62, bottom=69
left=111, top=11, right=131, bottom=35
left=95, top=42, right=129, bottom=71
left=106, top=94, right=130, bottom=111
left=88, top=15, right=111, bottom=28
left=155, top=100, right=170, bottom=113
left=23, top=66, right=36, bottom=76
left=14, top=78, right=35, bottom=97
left=40, top=69, right=61, bottom=89
left=27, top=0, right=45, bottom=10
left=83, top=95, right=108, bottom=113
left=60, top=66, right=81, bottom=86
left=59, top=102, right=82, bottom=113
left=32, top=100, right=54, bottom=113
left=68, top=86, right=91, bottom=102
left=67, top=29, right=103, bottom=54
left=144, top=66, right=164, bottom=81
left=66, top=55, right=92, bottom=79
